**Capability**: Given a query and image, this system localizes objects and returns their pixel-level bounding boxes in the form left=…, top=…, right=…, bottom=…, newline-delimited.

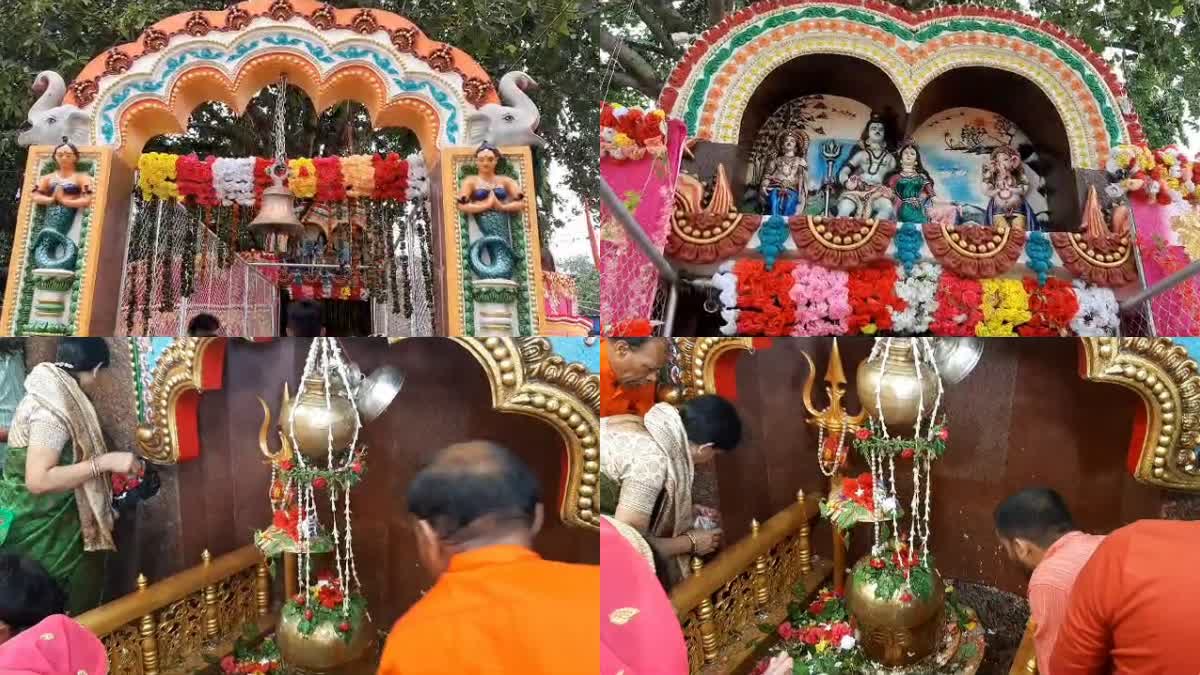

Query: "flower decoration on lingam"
left=254, top=338, right=382, bottom=671
left=841, top=338, right=950, bottom=668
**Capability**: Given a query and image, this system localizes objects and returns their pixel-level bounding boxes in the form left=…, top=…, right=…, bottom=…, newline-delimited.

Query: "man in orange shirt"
left=377, top=441, right=599, bottom=675
left=995, top=488, right=1104, bottom=674
left=600, top=337, right=668, bottom=417
left=1050, top=518, right=1200, bottom=674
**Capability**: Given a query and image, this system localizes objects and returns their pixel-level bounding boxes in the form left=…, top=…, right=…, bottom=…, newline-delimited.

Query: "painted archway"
left=661, top=0, right=1143, bottom=170
left=65, top=0, right=499, bottom=167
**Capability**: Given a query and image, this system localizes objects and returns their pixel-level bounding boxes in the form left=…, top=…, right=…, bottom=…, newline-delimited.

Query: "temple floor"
left=948, top=581, right=1029, bottom=675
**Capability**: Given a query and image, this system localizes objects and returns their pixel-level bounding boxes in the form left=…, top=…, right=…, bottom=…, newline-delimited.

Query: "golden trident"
left=800, top=338, right=866, bottom=592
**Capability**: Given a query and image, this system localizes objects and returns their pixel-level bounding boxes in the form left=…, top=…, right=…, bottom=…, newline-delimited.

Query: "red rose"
left=870, top=557, right=885, bottom=570
left=351, top=462, right=363, bottom=474
left=221, top=655, right=237, bottom=673
left=901, top=448, right=914, bottom=460
left=900, top=592, right=913, bottom=603
left=778, top=622, right=793, bottom=641
left=855, top=428, right=871, bottom=440
left=295, top=594, right=306, bottom=606
left=937, top=427, right=949, bottom=441
left=313, top=476, right=328, bottom=490
left=339, top=621, right=351, bottom=632
left=808, top=600, right=825, bottom=616
left=803, top=628, right=822, bottom=645
left=320, top=594, right=339, bottom=609
left=304, top=609, right=314, bottom=621
left=280, top=460, right=293, bottom=472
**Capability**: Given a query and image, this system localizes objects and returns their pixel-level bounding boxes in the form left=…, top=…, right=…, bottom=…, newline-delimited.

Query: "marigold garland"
left=137, top=153, right=179, bottom=201
left=1019, top=277, right=1078, bottom=336
left=342, top=155, right=375, bottom=199
left=846, top=261, right=905, bottom=334
left=789, top=262, right=849, bottom=336
left=313, top=156, right=346, bottom=202
left=976, top=278, right=1032, bottom=337
left=734, top=258, right=796, bottom=336
left=177, top=154, right=219, bottom=207
left=930, top=273, right=983, bottom=336
left=288, top=158, right=318, bottom=199
left=372, top=153, right=409, bottom=201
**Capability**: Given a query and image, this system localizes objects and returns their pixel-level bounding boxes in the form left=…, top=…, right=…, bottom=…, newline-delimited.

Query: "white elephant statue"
left=17, top=71, right=91, bottom=148
left=465, top=71, right=545, bottom=148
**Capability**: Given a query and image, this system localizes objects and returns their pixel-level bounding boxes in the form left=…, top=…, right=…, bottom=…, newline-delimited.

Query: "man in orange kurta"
left=377, top=442, right=599, bottom=675
left=600, top=337, right=668, bottom=417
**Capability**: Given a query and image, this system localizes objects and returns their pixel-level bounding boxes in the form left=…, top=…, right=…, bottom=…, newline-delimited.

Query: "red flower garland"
left=841, top=472, right=873, bottom=509
left=1019, top=277, right=1079, bottom=336
left=846, top=261, right=905, bottom=334
left=254, top=157, right=276, bottom=204
left=177, top=154, right=219, bottom=207
left=735, top=258, right=796, bottom=336
left=931, top=273, right=984, bottom=336
left=314, top=156, right=346, bottom=203
left=372, top=153, right=409, bottom=201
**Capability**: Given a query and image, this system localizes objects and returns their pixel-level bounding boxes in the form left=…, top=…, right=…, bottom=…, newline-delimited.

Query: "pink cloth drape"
left=601, top=518, right=688, bottom=675
left=599, top=120, right=686, bottom=330
left=1130, top=200, right=1200, bottom=336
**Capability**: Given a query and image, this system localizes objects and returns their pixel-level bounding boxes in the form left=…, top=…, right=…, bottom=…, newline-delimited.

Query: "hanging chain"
left=273, top=74, right=288, bottom=170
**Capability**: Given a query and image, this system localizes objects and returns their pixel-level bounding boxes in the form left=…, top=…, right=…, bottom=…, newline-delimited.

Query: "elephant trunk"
left=498, top=71, right=541, bottom=136
left=29, top=71, right=67, bottom=120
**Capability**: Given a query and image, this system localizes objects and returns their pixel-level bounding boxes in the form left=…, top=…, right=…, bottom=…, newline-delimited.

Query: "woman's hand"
left=688, top=528, right=722, bottom=555
left=100, top=452, right=141, bottom=475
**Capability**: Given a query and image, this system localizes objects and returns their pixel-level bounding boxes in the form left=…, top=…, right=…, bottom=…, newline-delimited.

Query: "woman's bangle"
left=685, top=531, right=699, bottom=554
left=90, top=456, right=100, bottom=480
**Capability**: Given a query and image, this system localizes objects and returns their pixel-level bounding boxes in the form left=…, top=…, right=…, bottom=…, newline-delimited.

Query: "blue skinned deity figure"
left=457, top=143, right=527, bottom=280
left=758, top=129, right=809, bottom=217
left=29, top=139, right=92, bottom=270
left=835, top=114, right=898, bottom=220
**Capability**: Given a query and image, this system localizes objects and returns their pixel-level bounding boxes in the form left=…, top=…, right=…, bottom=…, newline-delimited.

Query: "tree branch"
left=641, top=0, right=692, bottom=34
left=632, top=1, right=679, bottom=59
left=609, top=71, right=662, bottom=100
left=588, top=19, right=664, bottom=96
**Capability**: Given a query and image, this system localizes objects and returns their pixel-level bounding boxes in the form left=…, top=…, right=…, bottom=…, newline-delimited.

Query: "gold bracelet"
left=686, top=531, right=699, bottom=554
left=90, top=457, right=100, bottom=480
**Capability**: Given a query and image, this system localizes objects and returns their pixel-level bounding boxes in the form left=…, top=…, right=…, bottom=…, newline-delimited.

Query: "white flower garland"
left=1071, top=281, right=1120, bottom=336
left=405, top=152, right=430, bottom=201
left=892, top=262, right=942, bottom=334
left=712, top=260, right=739, bottom=335
left=212, top=156, right=256, bottom=207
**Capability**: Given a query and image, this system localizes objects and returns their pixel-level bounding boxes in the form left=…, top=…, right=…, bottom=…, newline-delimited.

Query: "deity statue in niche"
left=30, top=139, right=93, bottom=271
left=886, top=142, right=935, bottom=224
left=983, top=145, right=1042, bottom=230
left=457, top=142, right=526, bottom=279
left=834, top=115, right=897, bottom=220
left=758, top=129, right=810, bottom=216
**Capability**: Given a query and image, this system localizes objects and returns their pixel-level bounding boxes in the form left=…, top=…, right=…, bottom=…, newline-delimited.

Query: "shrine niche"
left=3, top=0, right=586, bottom=337
left=605, top=0, right=1163, bottom=338
left=132, top=337, right=227, bottom=463
left=605, top=337, right=1198, bottom=675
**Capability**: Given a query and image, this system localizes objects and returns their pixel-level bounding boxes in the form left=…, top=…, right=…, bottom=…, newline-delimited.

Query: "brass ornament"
left=856, top=339, right=942, bottom=433
left=274, top=377, right=358, bottom=460
left=845, top=556, right=946, bottom=667
left=1080, top=337, right=1200, bottom=491
left=276, top=610, right=375, bottom=672
left=135, top=337, right=222, bottom=464
left=800, top=338, right=867, bottom=436
left=450, top=337, right=600, bottom=529
left=672, top=337, right=755, bottom=401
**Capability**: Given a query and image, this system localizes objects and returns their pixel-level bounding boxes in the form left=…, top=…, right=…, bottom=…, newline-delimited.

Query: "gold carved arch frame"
left=135, top=337, right=227, bottom=464
left=670, top=337, right=756, bottom=401
left=1080, top=337, right=1200, bottom=491
left=441, top=337, right=600, bottom=529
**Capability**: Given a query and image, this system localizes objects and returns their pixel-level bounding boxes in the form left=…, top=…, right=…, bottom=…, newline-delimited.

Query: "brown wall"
left=712, top=337, right=1163, bottom=596
left=106, top=338, right=595, bottom=626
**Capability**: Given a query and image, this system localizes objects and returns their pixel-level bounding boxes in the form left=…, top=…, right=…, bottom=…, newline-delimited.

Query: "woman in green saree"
left=599, top=394, right=743, bottom=587
left=0, top=338, right=141, bottom=613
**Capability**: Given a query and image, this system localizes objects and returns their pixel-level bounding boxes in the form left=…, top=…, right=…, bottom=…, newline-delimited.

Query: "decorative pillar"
left=797, top=490, right=813, bottom=576
left=137, top=574, right=160, bottom=675
left=201, top=550, right=220, bottom=643
left=691, top=556, right=719, bottom=664
left=751, top=518, right=769, bottom=609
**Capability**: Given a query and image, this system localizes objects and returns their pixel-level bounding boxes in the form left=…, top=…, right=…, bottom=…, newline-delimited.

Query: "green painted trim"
left=472, top=286, right=520, bottom=304
left=681, top=6, right=1122, bottom=148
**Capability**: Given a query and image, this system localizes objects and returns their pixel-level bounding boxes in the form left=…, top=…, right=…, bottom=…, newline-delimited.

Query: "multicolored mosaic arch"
left=660, top=0, right=1144, bottom=170
left=65, top=0, right=499, bottom=166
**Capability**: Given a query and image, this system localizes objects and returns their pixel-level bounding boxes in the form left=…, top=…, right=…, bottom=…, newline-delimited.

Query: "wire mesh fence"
left=1119, top=274, right=1200, bottom=337
left=116, top=200, right=279, bottom=337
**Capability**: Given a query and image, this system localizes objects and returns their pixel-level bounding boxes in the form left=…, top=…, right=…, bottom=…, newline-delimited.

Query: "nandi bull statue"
left=18, top=71, right=91, bottom=148
left=465, top=71, right=544, bottom=148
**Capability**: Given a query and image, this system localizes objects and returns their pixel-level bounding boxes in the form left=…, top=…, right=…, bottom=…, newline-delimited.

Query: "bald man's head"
left=407, top=442, right=542, bottom=547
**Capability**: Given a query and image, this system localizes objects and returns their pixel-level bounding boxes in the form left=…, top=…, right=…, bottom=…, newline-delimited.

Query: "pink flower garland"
left=789, top=262, right=850, bottom=336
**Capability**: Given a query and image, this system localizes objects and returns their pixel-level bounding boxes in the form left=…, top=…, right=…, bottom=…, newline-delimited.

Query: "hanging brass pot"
left=855, top=339, right=941, bottom=433
left=280, top=377, right=359, bottom=459
left=277, top=608, right=375, bottom=672
left=845, top=555, right=945, bottom=667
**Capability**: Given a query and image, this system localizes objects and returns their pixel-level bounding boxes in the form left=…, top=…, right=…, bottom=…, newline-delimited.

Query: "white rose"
left=839, top=635, right=856, bottom=650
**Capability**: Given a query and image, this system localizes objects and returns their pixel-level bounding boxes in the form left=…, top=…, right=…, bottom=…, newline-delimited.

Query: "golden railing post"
left=797, top=490, right=812, bottom=575
left=137, top=574, right=160, bottom=675
left=256, top=559, right=271, bottom=617
left=201, top=550, right=220, bottom=643
left=691, top=556, right=719, bottom=664
left=751, top=518, right=769, bottom=609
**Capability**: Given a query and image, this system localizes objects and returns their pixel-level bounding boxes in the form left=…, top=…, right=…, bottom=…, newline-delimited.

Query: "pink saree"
left=601, top=517, right=688, bottom=675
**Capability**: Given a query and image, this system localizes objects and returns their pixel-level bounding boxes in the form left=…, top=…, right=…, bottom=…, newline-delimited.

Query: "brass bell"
left=248, top=161, right=303, bottom=251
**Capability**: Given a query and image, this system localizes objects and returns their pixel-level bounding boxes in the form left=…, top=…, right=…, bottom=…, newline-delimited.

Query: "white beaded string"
left=875, top=339, right=892, bottom=440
